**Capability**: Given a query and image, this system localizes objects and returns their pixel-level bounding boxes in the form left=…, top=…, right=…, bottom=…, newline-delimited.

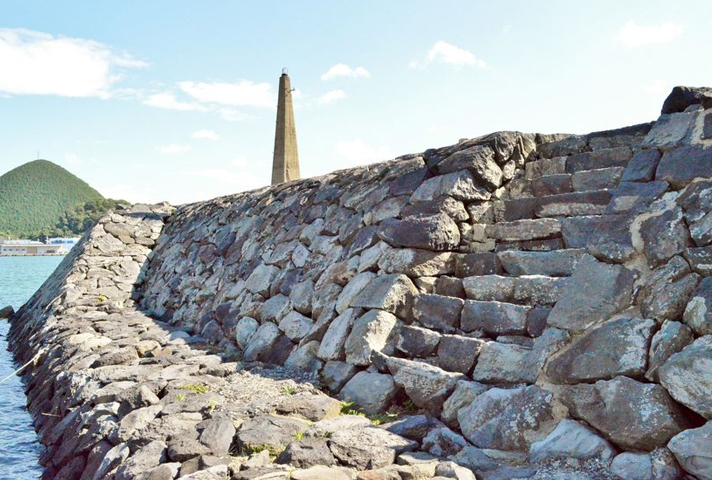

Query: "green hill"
left=0, top=160, right=126, bottom=239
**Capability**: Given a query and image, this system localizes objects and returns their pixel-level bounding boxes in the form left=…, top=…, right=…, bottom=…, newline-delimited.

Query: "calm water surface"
left=0, top=256, right=62, bottom=479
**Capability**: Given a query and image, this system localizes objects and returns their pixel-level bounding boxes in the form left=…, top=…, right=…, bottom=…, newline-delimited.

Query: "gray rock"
left=377, top=214, right=461, bottom=251
left=275, top=395, right=341, bottom=422
left=606, top=181, right=669, bottom=215
left=422, top=427, right=471, bottom=457
left=461, top=300, right=529, bottom=335
left=387, top=357, right=464, bottom=413
left=661, top=85, right=712, bottom=113
left=291, top=466, right=352, bottom=480
left=276, top=437, right=336, bottom=468
left=327, top=426, right=418, bottom=469
left=462, top=275, right=515, bottom=302
left=236, top=415, right=309, bottom=454
left=304, top=415, right=372, bottom=439
left=345, top=309, right=398, bottom=366
left=621, top=149, right=662, bottom=183
left=644, top=110, right=700, bottom=150
left=0, top=305, right=14, bottom=318
left=640, top=256, right=700, bottom=322
left=529, top=419, right=616, bottom=464
left=457, top=385, right=557, bottom=451
left=547, top=255, right=635, bottom=332
left=199, top=415, right=236, bottom=456
left=435, top=461, right=477, bottom=480
left=351, top=274, right=418, bottom=319
left=378, top=248, right=454, bottom=277
left=686, top=245, right=712, bottom=276
left=668, top=421, right=712, bottom=480
left=659, top=336, right=712, bottom=419
left=246, top=264, right=280, bottom=296
left=646, top=320, right=694, bottom=382
left=114, top=440, right=167, bottom=480
left=384, top=415, right=444, bottom=442
left=413, top=293, right=464, bottom=333
left=610, top=449, right=681, bottom=480
left=284, top=341, right=322, bottom=373
left=242, top=322, right=281, bottom=362
left=684, top=277, right=712, bottom=335
left=641, top=207, right=690, bottom=268
left=497, top=249, right=586, bottom=277
left=92, top=442, right=130, bottom=480
left=441, top=380, right=490, bottom=429
left=485, top=218, right=561, bottom=242
left=289, top=280, right=315, bottom=315
left=321, top=361, right=357, bottom=393
left=561, top=376, right=691, bottom=450
left=335, top=272, right=375, bottom=314
left=657, top=145, right=712, bottom=189
left=546, top=317, right=656, bottom=384
left=437, top=334, right=484, bottom=374
left=562, top=213, right=636, bottom=262
left=278, top=311, right=313, bottom=341
left=317, top=308, right=358, bottom=361
left=261, top=294, right=291, bottom=323
left=395, top=324, right=441, bottom=358
left=144, top=463, right=181, bottom=480
left=339, top=371, right=397, bottom=415
left=512, top=275, right=568, bottom=306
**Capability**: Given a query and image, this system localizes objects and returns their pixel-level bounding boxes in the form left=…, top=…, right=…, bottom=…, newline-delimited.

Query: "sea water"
left=0, top=256, right=62, bottom=479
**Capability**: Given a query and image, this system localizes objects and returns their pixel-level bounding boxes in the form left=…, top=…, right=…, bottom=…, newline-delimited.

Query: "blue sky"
left=1, top=1, right=710, bottom=204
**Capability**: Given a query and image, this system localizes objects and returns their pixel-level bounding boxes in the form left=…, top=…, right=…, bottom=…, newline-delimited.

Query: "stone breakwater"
left=7, top=86, right=712, bottom=480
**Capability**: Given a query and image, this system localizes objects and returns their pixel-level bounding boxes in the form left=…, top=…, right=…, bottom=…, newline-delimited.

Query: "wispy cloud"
left=143, top=92, right=207, bottom=111
left=317, top=89, right=346, bottom=105
left=410, top=41, right=487, bottom=69
left=335, top=138, right=392, bottom=166
left=191, top=129, right=219, bottom=140
left=156, top=144, right=191, bottom=155
left=178, top=80, right=275, bottom=108
left=321, top=63, right=371, bottom=81
left=618, top=21, right=683, bottom=47
left=0, top=28, right=146, bottom=98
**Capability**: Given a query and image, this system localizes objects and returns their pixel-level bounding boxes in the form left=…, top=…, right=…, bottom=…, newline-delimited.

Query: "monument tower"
left=271, top=69, right=300, bottom=185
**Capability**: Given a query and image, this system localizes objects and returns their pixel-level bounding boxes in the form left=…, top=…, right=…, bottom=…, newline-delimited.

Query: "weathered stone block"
left=339, top=372, right=397, bottom=415
left=535, top=190, right=612, bottom=218
left=529, top=419, right=616, bottom=465
left=571, top=166, right=623, bottom=191
left=317, top=308, right=358, bottom=361
left=646, top=320, right=695, bottom=383
left=386, top=357, right=465, bottom=413
left=686, top=246, right=712, bottom=276
left=561, top=376, right=691, bottom=450
left=641, top=207, right=690, bottom=268
left=667, top=421, right=712, bottom=480
left=684, top=277, right=712, bottom=335
left=395, top=325, right=441, bottom=358
left=498, top=248, right=586, bottom=277
left=546, top=317, right=656, bottom=383
left=659, top=336, right=712, bottom=419
left=457, top=385, right=557, bottom=451
left=453, top=252, right=502, bottom=277
left=345, top=310, right=398, bottom=366
left=621, top=149, right=662, bottom=183
left=657, top=145, right=712, bottom=189
left=377, top=214, right=460, bottom=251
left=351, top=274, right=418, bottom=320
left=412, top=294, right=464, bottom=333
left=486, top=218, right=561, bottom=242
left=643, top=110, right=700, bottom=149
left=322, top=361, right=357, bottom=393
left=565, top=147, right=632, bottom=173
left=462, top=275, right=514, bottom=302
left=461, top=300, right=529, bottom=335
left=561, top=214, right=635, bottom=262
left=547, top=256, right=635, bottom=332
left=436, top=335, right=484, bottom=374
left=378, top=248, right=454, bottom=277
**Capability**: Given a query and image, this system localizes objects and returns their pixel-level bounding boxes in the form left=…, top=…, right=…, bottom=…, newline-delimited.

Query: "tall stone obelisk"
left=271, top=70, right=300, bottom=185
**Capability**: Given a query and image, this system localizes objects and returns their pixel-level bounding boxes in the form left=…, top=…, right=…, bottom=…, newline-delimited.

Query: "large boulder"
left=386, top=357, right=464, bottom=413
left=344, top=310, right=398, bottom=366
left=351, top=274, right=418, bottom=320
left=236, top=415, right=309, bottom=454
left=377, top=214, right=460, bottom=251
left=684, top=277, right=712, bottom=336
left=661, top=86, right=712, bottom=114
left=338, top=371, right=397, bottom=415
left=457, top=385, right=557, bottom=451
left=561, top=376, right=691, bottom=450
left=547, top=255, right=635, bottom=332
left=659, top=336, right=712, bottom=419
left=545, top=317, right=655, bottom=383
left=327, top=426, right=418, bottom=470
left=667, top=421, right=712, bottom=480
left=609, top=449, right=681, bottom=480
left=529, top=419, right=617, bottom=464
left=646, top=321, right=695, bottom=382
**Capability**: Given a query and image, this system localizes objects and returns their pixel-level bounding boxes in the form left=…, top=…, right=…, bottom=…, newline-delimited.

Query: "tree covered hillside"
left=0, top=160, right=126, bottom=239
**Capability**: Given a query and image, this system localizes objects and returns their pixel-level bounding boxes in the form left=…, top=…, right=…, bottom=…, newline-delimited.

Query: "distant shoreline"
left=0, top=253, right=66, bottom=257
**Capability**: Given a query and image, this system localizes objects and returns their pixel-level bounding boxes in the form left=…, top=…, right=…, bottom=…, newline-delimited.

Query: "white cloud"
left=317, top=90, right=346, bottom=105
left=156, top=144, right=191, bottom=155
left=321, top=63, right=371, bottom=81
left=218, top=108, right=251, bottom=122
left=179, top=80, right=274, bottom=108
left=0, top=28, right=146, bottom=98
left=410, top=41, right=487, bottom=69
left=335, top=138, right=393, bottom=166
left=143, top=92, right=207, bottom=111
left=191, top=129, right=219, bottom=140
left=618, top=21, right=683, bottom=47
left=230, top=156, right=248, bottom=167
